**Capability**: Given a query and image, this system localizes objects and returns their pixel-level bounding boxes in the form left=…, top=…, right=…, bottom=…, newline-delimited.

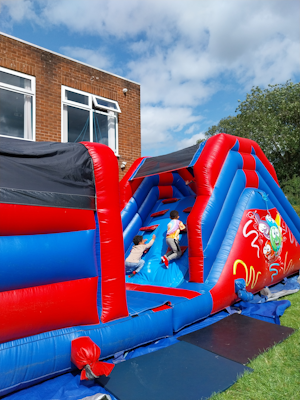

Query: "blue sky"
left=0, top=0, right=299, bottom=157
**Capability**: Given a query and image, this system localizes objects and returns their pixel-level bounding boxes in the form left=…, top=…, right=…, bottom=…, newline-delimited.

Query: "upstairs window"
left=0, top=67, right=35, bottom=141
left=61, top=86, right=120, bottom=155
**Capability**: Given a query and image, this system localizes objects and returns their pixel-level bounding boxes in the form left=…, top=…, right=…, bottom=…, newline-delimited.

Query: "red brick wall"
left=0, top=34, right=141, bottom=179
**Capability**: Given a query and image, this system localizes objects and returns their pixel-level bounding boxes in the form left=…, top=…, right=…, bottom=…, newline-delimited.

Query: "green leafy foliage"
left=201, top=81, right=300, bottom=185
left=282, top=175, right=300, bottom=205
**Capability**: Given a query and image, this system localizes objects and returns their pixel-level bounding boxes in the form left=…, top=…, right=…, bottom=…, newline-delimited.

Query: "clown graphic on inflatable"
left=255, top=212, right=283, bottom=261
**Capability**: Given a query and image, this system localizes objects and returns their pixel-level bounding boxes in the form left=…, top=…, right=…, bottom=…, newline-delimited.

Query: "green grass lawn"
left=211, top=289, right=300, bottom=400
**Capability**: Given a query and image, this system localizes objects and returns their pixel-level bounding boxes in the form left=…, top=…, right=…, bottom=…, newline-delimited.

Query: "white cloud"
left=2, top=0, right=299, bottom=92
left=176, top=132, right=206, bottom=150
left=128, top=48, right=219, bottom=107
left=130, top=40, right=149, bottom=55
left=234, top=37, right=300, bottom=88
left=60, top=46, right=112, bottom=70
left=0, top=0, right=38, bottom=28
left=39, top=0, right=180, bottom=40
left=124, top=0, right=299, bottom=111
left=184, top=124, right=200, bottom=135
left=141, top=106, right=201, bottom=149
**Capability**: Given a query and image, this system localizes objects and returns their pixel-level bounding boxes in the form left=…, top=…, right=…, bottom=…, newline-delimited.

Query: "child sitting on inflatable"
left=161, top=210, right=186, bottom=268
left=125, top=234, right=156, bottom=277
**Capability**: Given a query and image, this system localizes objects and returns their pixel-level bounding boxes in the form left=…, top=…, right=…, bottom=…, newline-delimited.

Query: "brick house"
left=0, top=32, right=141, bottom=179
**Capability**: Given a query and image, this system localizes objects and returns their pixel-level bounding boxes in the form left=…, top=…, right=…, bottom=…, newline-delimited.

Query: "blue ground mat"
left=98, top=341, right=252, bottom=400
left=178, top=313, right=295, bottom=365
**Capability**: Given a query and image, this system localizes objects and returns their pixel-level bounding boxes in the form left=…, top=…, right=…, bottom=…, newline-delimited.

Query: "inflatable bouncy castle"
left=1, top=133, right=300, bottom=395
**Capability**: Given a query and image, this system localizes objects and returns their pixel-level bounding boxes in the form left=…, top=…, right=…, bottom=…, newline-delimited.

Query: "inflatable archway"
left=1, top=133, right=300, bottom=396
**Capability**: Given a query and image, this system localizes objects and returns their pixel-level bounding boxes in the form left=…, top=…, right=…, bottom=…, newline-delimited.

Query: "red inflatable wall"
left=0, top=277, right=99, bottom=344
left=0, top=204, right=95, bottom=236
left=188, top=133, right=279, bottom=283
left=82, top=142, right=129, bottom=323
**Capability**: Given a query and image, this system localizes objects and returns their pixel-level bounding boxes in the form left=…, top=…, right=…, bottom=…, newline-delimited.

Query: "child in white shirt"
left=126, top=234, right=156, bottom=277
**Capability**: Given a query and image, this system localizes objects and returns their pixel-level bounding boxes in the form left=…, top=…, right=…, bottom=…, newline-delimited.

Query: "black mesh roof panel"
left=0, top=137, right=95, bottom=209
left=132, top=143, right=201, bottom=179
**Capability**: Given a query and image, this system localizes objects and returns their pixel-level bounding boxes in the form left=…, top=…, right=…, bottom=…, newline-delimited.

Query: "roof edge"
left=0, top=31, right=140, bottom=86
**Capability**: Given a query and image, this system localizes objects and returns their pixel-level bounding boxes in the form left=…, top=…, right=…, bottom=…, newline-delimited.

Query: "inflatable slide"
left=0, top=133, right=300, bottom=396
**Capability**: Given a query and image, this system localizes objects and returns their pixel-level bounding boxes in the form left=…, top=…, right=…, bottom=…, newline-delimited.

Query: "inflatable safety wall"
left=1, top=133, right=300, bottom=396
left=0, top=139, right=129, bottom=395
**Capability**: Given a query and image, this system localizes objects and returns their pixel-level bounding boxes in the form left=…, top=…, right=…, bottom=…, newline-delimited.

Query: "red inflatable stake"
left=71, top=337, right=114, bottom=380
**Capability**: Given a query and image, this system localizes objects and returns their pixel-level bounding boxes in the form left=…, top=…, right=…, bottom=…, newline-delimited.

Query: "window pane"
left=93, top=112, right=108, bottom=145
left=95, top=97, right=118, bottom=110
left=65, top=90, right=89, bottom=105
left=93, top=112, right=116, bottom=151
left=0, top=88, right=32, bottom=139
left=66, top=105, right=90, bottom=142
left=0, top=71, right=31, bottom=90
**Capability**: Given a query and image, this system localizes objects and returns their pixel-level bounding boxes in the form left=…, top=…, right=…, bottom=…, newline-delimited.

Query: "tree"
left=200, top=81, right=300, bottom=184
left=282, top=175, right=300, bottom=205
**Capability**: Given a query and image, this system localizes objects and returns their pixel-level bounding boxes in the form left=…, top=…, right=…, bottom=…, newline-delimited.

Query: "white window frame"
left=92, top=95, right=121, bottom=113
left=61, top=86, right=120, bottom=156
left=0, top=66, right=36, bottom=141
